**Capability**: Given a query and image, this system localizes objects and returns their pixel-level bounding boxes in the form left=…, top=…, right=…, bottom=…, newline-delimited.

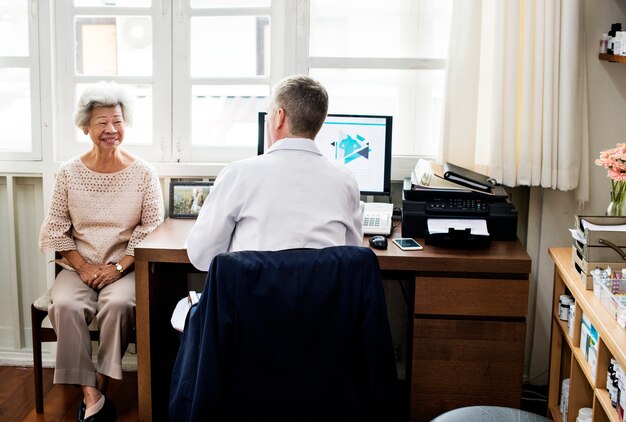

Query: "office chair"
left=31, top=257, right=135, bottom=413
left=430, top=406, right=551, bottom=422
left=169, top=246, right=398, bottom=422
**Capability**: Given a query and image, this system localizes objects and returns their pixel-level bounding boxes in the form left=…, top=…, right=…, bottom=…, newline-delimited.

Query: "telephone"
left=362, top=202, right=393, bottom=236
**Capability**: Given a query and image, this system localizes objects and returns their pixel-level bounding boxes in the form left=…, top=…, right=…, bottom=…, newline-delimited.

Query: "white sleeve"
left=344, top=178, right=364, bottom=246
left=186, top=165, right=240, bottom=271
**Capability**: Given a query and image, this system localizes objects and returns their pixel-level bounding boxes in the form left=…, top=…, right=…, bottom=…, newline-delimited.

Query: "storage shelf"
left=573, top=347, right=596, bottom=387
left=596, top=388, right=620, bottom=422
left=548, top=247, right=626, bottom=422
left=599, top=53, right=626, bottom=63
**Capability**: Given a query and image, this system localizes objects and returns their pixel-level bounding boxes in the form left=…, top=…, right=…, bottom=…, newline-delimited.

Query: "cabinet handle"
left=599, top=238, right=626, bottom=260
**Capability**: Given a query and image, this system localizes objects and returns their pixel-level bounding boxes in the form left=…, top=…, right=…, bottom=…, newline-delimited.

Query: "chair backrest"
left=169, top=246, right=398, bottom=421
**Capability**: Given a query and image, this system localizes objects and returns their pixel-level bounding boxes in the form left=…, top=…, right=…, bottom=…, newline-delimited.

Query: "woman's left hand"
left=89, top=264, right=122, bottom=290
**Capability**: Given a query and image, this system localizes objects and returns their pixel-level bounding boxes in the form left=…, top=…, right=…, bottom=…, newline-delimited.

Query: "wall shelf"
left=599, top=53, right=626, bottom=63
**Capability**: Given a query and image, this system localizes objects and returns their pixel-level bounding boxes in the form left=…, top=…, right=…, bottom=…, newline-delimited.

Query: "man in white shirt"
left=186, top=75, right=363, bottom=271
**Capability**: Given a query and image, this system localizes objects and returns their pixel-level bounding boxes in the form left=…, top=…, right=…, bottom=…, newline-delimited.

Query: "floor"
left=0, top=366, right=548, bottom=421
left=0, top=366, right=138, bottom=422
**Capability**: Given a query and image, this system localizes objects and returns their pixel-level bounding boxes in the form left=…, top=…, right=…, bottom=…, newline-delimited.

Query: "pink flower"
left=597, top=143, right=626, bottom=208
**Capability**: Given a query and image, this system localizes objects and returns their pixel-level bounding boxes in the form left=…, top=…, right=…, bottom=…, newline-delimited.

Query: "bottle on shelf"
left=576, top=407, right=592, bottom=422
left=600, top=33, right=609, bottom=54
left=615, top=32, right=623, bottom=57
left=608, top=23, right=623, bottom=55
left=561, top=378, right=570, bottom=420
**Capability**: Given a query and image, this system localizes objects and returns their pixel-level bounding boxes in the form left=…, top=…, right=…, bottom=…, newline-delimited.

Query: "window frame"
left=295, top=0, right=447, bottom=179
left=44, top=0, right=446, bottom=180
left=0, top=0, right=43, bottom=161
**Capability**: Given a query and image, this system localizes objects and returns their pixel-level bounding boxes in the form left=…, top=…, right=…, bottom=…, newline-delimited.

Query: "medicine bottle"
left=608, top=23, right=623, bottom=54
left=559, top=295, right=571, bottom=321
left=560, top=378, right=570, bottom=418
left=608, top=358, right=617, bottom=390
left=615, top=32, right=623, bottom=57
left=601, top=33, right=609, bottom=54
left=568, top=299, right=576, bottom=338
left=576, top=407, right=592, bottom=422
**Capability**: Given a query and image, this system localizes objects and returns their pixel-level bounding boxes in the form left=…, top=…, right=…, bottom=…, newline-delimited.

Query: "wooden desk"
left=135, top=218, right=531, bottom=421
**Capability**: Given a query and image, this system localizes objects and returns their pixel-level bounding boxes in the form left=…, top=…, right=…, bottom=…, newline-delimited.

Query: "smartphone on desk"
left=392, top=238, right=423, bottom=251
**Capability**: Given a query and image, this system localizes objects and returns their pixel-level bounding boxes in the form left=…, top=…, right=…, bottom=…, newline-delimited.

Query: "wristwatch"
left=112, top=262, right=124, bottom=273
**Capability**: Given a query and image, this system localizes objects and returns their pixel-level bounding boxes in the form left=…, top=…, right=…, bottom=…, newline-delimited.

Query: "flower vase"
left=607, top=200, right=625, bottom=216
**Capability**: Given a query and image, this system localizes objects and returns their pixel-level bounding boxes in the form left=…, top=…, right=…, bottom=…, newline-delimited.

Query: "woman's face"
left=84, top=105, right=125, bottom=151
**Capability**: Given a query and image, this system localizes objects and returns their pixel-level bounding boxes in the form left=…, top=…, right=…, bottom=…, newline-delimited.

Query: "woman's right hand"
left=76, top=262, right=102, bottom=287
left=61, top=250, right=101, bottom=288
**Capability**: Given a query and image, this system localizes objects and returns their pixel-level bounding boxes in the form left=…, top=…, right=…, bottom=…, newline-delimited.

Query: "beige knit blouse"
left=39, top=157, right=164, bottom=266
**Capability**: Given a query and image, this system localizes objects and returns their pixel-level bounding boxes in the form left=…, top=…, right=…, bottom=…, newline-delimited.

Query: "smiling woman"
left=37, top=81, right=164, bottom=421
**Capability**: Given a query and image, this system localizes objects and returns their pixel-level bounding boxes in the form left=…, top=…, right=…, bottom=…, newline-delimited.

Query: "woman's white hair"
left=73, top=81, right=134, bottom=129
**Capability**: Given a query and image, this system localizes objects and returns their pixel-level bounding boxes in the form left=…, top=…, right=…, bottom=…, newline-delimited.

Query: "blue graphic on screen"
left=315, top=116, right=389, bottom=194
left=333, top=132, right=370, bottom=164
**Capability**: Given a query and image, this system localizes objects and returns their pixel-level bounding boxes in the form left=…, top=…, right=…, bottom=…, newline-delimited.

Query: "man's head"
left=267, top=75, right=328, bottom=145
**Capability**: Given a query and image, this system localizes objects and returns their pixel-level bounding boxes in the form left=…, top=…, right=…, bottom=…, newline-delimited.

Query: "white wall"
left=526, top=0, right=626, bottom=384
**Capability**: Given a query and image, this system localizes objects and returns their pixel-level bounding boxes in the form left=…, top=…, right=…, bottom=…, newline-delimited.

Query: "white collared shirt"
left=186, top=138, right=363, bottom=271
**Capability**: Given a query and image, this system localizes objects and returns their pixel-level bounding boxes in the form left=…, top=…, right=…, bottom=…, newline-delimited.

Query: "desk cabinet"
left=410, top=275, right=529, bottom=421
left=548, top=247, right=626, bottom=422
left=135, top=219, right=531, bottom=422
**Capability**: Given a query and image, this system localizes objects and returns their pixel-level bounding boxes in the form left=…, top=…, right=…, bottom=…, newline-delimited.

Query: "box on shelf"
left=591, top=268, right=626, bottom=330
left=580, top=312, right=599, bottom=378
left=572, top=215, right=626, bottom=289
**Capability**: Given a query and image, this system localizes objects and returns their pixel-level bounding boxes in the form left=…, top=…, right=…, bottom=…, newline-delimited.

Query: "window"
left=0, top=0, right=42, bottom=160
left=50, top=1, right=451, bottom=167
left=305, top=0, right=451, bottom=157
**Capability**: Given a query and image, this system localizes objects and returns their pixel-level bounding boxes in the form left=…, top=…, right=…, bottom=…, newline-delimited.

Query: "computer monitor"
left=257, top=112, right=393, bottom=196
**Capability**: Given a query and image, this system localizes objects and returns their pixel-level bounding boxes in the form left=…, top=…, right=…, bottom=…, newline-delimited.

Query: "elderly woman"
left=39, top=82, right=164, bottom=421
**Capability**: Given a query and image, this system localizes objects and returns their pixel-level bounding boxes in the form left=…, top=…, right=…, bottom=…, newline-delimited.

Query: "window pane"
left=0, top=68, right=31, bottom=152
left=75, top=16, right=152, bottom=76
left=75, top=83, right=153, bottom=146
left=191, top=0, right=270, bottom=7
left=309, top=0, right=452, bottom=59
left=190, top=16, right=269, bottom=77
left=0, top=0, right=29, bottom=56
left=191, top=85, right=269, bottom=147
left=74, top=0, right=151, bottom=7
left=310, top=68, right=444, bottom=156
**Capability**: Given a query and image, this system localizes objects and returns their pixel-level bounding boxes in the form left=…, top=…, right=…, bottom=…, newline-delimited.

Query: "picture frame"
left=169, top=181, right=213, bottom=218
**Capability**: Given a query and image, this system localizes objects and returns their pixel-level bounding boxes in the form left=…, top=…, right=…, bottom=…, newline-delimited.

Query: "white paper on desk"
left=171, top=297, right=191, bottom=333
left=427, top=218, right=489, bottom=236
left=170, top=292, right=202, bottom=333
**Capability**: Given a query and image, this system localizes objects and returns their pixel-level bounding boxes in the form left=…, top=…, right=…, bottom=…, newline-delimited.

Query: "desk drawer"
left=414, top=276, right=528, bottom=317
left=411, top=318, right=525, bottom=421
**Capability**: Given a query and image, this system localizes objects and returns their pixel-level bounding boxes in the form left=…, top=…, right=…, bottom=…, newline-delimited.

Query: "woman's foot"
left=77, top=400, right=86, bottom=422
left=84, top=395, right=117, bottom=422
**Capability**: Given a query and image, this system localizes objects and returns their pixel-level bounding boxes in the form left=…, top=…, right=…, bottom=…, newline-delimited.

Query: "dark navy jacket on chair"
left=169, top=246, right=398, bottom=421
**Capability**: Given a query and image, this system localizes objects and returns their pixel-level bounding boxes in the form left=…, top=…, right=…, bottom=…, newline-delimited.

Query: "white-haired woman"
left=39, top=81, right=164, bottom=422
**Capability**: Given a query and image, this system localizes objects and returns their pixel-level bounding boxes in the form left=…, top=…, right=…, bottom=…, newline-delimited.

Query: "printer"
left=401, top=178, right=518, bottom=244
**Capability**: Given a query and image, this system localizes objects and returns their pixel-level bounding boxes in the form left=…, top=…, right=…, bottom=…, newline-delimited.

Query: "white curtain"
left=442, top=0, right=589, bottom=201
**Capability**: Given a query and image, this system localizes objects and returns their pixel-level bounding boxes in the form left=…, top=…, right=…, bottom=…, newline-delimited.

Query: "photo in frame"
left=169, top=181, right=213, bottom=218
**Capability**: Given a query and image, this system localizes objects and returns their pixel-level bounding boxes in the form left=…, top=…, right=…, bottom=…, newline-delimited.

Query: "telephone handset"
left=362, top=202, right=393, bottom=236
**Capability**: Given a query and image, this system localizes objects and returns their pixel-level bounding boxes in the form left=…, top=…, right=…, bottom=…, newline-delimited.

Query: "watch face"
left=115, top=263, right=123, bottom=272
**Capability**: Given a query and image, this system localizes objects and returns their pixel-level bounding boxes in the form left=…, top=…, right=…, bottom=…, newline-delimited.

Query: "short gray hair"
left=270, top=75, right=328, bottom=139
left=73, top=81, right=134, bottom=129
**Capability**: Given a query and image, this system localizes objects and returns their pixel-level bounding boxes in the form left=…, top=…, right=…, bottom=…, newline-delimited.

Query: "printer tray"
left=425, top=227, right=491, bottom=248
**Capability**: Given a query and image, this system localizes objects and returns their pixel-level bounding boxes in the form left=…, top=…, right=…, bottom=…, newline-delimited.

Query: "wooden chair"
left=31, top=260, right=135, bottom=414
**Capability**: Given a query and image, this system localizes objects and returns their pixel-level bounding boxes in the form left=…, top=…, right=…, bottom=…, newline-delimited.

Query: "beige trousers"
left=48, top=269, right=135, bottom=386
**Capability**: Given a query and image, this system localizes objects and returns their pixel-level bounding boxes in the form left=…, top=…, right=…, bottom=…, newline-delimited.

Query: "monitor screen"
left=258, top=112, right=393, bottom=196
